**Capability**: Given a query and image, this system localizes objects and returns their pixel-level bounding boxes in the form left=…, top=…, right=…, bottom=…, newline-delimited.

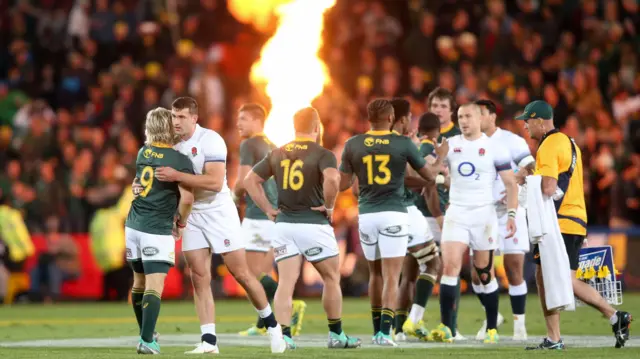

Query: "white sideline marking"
left=0, top=333, right=637, bottom=349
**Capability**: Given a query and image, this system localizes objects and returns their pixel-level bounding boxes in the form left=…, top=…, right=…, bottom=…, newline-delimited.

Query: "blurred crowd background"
left=0, top=0, right=639, bottom=303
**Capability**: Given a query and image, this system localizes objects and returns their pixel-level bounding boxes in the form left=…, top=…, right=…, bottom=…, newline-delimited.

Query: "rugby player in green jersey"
left=244, top=107, right=361, bottom=350
left=339, top=99, right=448, bottom=346
left=427, top=87, right=465, bottom=340
left=388, top=100, right=441, bottom=342
left=125, top=108, right=195, bottom=354
left=233, top=103, right=307, bottom=337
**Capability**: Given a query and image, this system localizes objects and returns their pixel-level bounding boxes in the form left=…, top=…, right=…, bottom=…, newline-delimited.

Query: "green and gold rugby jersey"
left=340, top=130, right=427, bottom=214
left=239, top=134, right=277, bottom=220
left=435, top=123, right=459, bottom=211
left=438, top=122, right=461, bottom=140
left=125, top=144, right=194, bottom=235
left=253, top=139, right=336, bottom=225
left=414, top=139, right=447, bottom=217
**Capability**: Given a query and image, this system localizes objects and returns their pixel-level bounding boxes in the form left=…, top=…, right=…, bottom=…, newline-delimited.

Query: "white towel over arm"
left=526, top=175, right=575, bottom=312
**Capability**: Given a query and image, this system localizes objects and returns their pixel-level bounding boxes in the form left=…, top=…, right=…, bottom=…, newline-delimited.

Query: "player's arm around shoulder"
left=244, top=151, right=279, bottom=221
left=156, top=132, right=227, bottom=192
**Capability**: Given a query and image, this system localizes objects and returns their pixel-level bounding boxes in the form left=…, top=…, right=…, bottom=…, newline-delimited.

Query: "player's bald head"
left=293, top=106, right=320, bottom=134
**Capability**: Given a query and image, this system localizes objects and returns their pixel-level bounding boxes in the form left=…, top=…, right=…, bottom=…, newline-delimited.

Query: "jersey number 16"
left=280, top=159, right=304, bottom=190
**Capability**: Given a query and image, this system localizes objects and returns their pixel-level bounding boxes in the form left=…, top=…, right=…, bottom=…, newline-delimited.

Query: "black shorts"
left=532, top=233, right=584, bottom=270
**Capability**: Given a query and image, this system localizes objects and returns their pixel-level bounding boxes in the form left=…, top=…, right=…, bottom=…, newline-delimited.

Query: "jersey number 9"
left=280, top=159, right=304, bottom=191
left=140, top=166, right=154, bottom=197
left=363, top=154, right=391, bottom=185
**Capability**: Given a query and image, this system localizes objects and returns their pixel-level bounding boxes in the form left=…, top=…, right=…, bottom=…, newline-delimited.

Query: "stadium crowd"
left=0, top=0, right=639, bottom=301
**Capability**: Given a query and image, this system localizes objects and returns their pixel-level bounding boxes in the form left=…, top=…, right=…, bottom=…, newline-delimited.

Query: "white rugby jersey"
left=174, top=124, right=230, bottom=211
left=446, top=134, right=512, bottom=207
left=487, top=128, right=535, bottom=207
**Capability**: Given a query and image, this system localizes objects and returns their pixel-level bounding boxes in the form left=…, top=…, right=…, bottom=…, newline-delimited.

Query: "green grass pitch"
left=0, top=294, right=638, bottom=358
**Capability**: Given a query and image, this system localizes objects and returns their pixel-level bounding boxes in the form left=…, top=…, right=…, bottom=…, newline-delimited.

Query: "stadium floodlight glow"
left=229, top=0, right=336, bottom=147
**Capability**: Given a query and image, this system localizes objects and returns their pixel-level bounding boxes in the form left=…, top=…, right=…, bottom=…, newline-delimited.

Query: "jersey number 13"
left=363, top=154, right=391, bottom=185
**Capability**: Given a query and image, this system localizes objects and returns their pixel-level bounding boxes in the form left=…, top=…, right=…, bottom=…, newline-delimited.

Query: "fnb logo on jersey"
left=285, top=143, right=308, bottom=151
left=143, top=148, right=164, bottom=159
left=364, top=137, right=389, bottom=147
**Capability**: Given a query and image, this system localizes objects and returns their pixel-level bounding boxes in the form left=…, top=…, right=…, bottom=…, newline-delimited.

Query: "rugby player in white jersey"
left=430, top=103, right=518, bottom=344
left=471, top=99, right=534, bottom=341
left=152, top=97, right=286, bottom=354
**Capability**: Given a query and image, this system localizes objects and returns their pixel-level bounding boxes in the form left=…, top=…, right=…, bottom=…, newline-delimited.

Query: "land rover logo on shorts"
left=142, top=247, right=159, bottom=256
left=385, top=225, right=402, bottom=234
left=224, top=239, right=230, bottom=247
left=305, top=247, right=323, bottom=256
left=274, top=245, right=287, bottom=257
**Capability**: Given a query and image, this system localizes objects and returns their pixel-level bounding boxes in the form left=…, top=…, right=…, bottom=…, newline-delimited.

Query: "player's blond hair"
left=145, top=107, right=176, bottom=146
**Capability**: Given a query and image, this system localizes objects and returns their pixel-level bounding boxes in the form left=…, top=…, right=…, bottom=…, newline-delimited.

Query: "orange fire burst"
left=229, top=0, right=336, bottom=146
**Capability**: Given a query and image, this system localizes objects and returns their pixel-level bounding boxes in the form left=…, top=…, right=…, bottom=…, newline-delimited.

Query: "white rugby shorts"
left=182, top=197, right=245, bottom=254
left=125, top=227, right=176, bottom=266
left=242, top=218, right=277, bottom=253
left=358, top=211, right=410, bottom=261
left=497, top=206, right=529, bottom=254
left=441, top=204, right=498, bottom=251
left=407, top=205, right=434, bottom=249
left=272, top=222, right=339, bottom=262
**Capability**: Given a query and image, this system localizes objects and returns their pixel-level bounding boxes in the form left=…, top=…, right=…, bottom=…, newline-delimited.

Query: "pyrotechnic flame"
left=229, top=0, right=336, bottom=146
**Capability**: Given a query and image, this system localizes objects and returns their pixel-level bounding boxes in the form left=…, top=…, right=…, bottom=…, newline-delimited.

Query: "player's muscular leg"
left=368, top=260, right=383, bottom=334
left=133, top=272, right=146, bottom=292
left=440, top=242, right=466, bottom=277
left=380, top=256, right=404, bottom=311
left=246, top=250, right=274, bottom=278
left=273, top=255, right=302, bottom=327
left=368, top=260, right=383, bottom=307
left=397, top=256, right=418, bottom=313
left=222, top=249, right=269, bottom=309
left=145, top=273, right=167, bottom=295
left=535, top=265, right=561, bottom=342
left=571, top=270, right=616, bottom=318
left=313, top=256, right=343, bottom=320
left=184, top=249, right=215, bottom=325
left=504, top=254, right=524, bottom=286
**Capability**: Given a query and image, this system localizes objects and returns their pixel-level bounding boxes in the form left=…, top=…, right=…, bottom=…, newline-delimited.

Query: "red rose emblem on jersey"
left=454, top=147, right=461, bottom=153
left=479, top=148, right=485, bottom=156
left=191, top=147, right=198, bottom=157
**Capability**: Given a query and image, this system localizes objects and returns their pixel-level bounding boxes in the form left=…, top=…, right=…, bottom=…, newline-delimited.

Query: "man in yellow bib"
left=515, top=100, right=632, bottom=350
